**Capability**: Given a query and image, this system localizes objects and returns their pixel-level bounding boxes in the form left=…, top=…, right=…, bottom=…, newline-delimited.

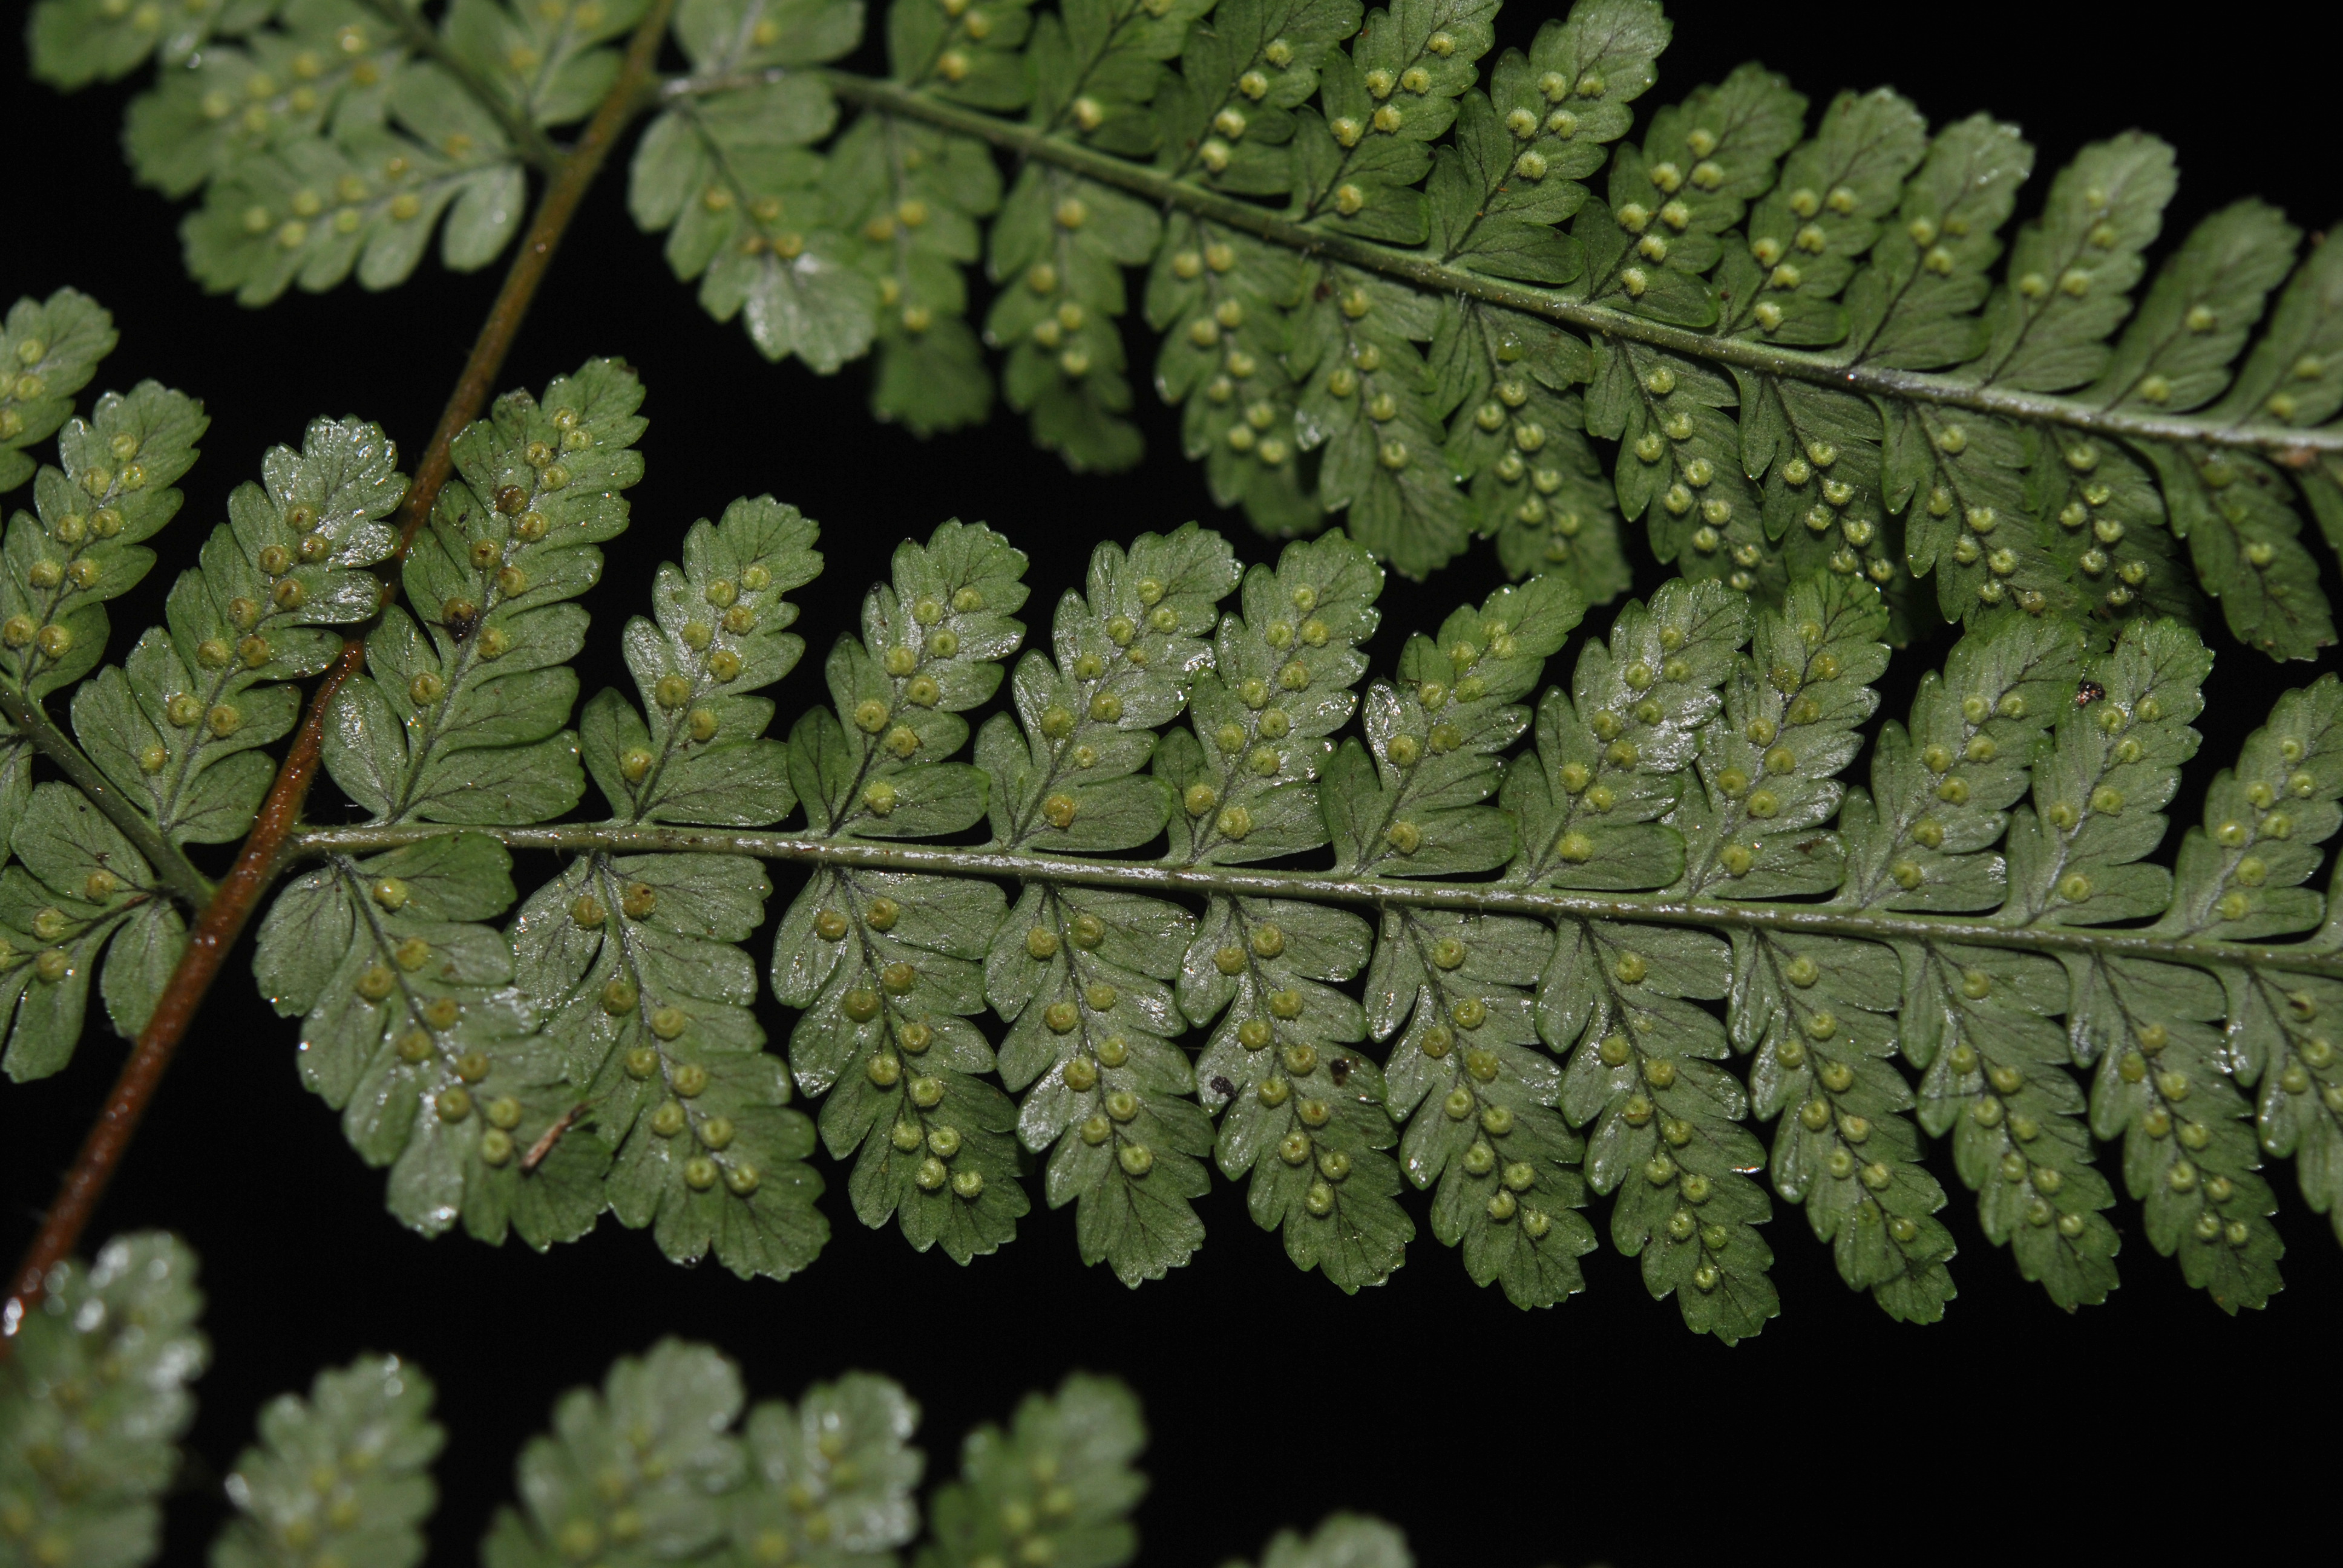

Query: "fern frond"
left=0, top=1232, right=206, bottom=1568
left=0, top=290, right=116, bottom=498
left=3, top=378, right=206, bottom=702
left=245, top=359, right=643, bottom=1252
left=481, top=1339, right=752, bottom=1565
left=136, top=357, right=2322, bottom=1330
left=767, top=518, right=1031, bottom=1264
left=1239, top=1516, right=1414, bottom=1568
left=482, top=1350, right=1138, bottom=1568
left=0, top=785, right=186, bottom=1078
left=48, top=0, right=2343, bottom=649
left=0, top=342, right=415, bottom=1076
left=75, top=415, right=408, bottom=848
left=916, top=1373, right=1144, bottom=1568
left=967, top=526, right=1237, bottom=1279
left=515, top=493, right=828, bottom=1279
left=4, top=1229, right=1437, bottom=1568
left=42, top=0, right=624, bottom=304
left=15, top=320, right=2343, bottom=1332
left=718, top=0, right=2338, bottom=653
left=28, top=0, right=280, bottom=88
left=212, top=1356, right=442, bottom=1568
left=804, top=0, right=2343, bottom=653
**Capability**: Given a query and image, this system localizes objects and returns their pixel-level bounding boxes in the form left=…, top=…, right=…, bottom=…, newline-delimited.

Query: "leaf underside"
left=7, top=1257, right=1390, bottom=1568
left=10, top=4, right=2343, bottom=1348
left=36, top=0, right=2343, bottom=656
left=5, top=318, right=2343, bottom=1332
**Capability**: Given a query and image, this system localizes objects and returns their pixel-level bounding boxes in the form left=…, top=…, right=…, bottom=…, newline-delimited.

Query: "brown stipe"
left=2, top=0, right=681, bottom=1351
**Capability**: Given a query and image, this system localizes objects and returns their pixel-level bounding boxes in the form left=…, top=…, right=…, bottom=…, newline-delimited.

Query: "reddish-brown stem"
left=1, top=0, right=678, bottom=1346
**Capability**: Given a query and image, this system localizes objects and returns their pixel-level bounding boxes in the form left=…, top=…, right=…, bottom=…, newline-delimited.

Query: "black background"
left=7, top=2, right=2342, bottom=1564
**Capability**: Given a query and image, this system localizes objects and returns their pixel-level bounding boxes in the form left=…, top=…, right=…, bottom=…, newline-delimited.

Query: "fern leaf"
left=122, top=0, right=401, bottom=200
left=56, top=0, right=2343, bottom=652
left=211, top=1356, right=444, bottom=1568
left=440, top=0, right=651, bottom=128
left=256, top=830, right=607, bottom=1247
left=583, top=495, right=818, bottom=828
left=1303, top=0, right=1499, bottom=240
left=726, top=1371, right=925, bottom=1568
left=5, top=1235, right=1423, bottom=1568
left=4, top=379, right=206, bottom=701
left=989, top=883, right=1212, bottom=1282
left=914, top=1374, right=1143, bottom=1568
left=330, top=358, right=641, bottom=825
left=2214, top=688, right=2343, bottom=1249
left=1187, top=894, right=1407, bottom=1287
left=514, top=497, right=827, bottom=1279
left=891, top=0, right=1038, bottom=109
left=775, top=520, right=1032, bottom=1260
left=1440, top=1, right=1668, bottom=278
left=0, top=786, right=174, bottom=1077
left=0, top=1232, right=205, bottom=1568
left=987, top=165, right=1162, bottom=471
left=0, top=410, right=407, bottom=1077
left=0, top=290, right=116, bottom=497
left=1155, top=530, right=1382, bottom=861
left=474, top=1344, right=1150, bottom=1568
left=1147, top=226, right=1314, bottom=535
left=78, top=416, right=407, bottom=844
left=1450, top=301, right=1629, bottom=601
left=2238, top=930, right=2343, bottom=1249
left=632, top=4, right=871, bottom=371
left=969, top=526, right=1239, bottom=1280
left=1330, top=574, right=1592, bottom=1300
left=1820, top=613, right=2126, bottom=1307
left=29, top=0, right=276, bottom=88
left=988, top=0, right=1208, bottom=464
left=1150, top=535, right=1409, bottom=1284
left=1499, top=578, right=1770, bottom=1333
left=514, top=850, right=824, bottom=1277
left=1842, top=113, right=2027, bottom=370
left=1239, top=1516, right=1414, bottom=1568
left=1157, top=0, right=1364, bottom=192
left=240, top=497, right=2343, bottom=1320
left=1660, top=578, right=1964, bottom=1318
left=252, top=361, right=644, bottom=1245
left=833, top=112, right=1002, bottom=436
left=135, top=0, right=542, bottom=304
left=1729, top=89, right=1929, bottom=338
left=481, top=1340, right=749, bottom=1567
left=39, top=333, right=2318, bottom=1324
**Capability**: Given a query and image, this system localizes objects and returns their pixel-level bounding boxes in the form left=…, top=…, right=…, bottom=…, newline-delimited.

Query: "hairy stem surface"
left=290, top=823, right=2343, bottom=981
left=0, top=0, right=681, bottom=1348
left=798, top=71, right=2341, bottom=461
